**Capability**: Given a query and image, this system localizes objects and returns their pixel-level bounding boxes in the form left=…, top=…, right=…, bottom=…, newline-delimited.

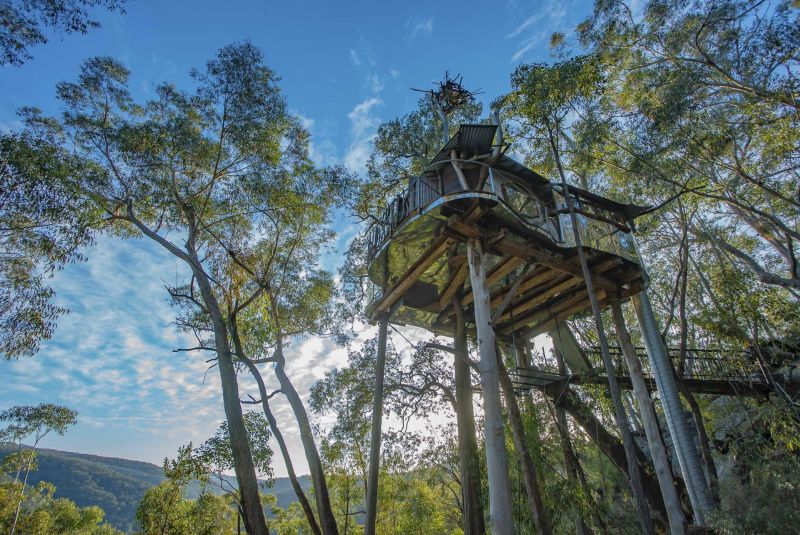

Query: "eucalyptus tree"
left=215, top=160, right=348, bottom=535
left=574, top=0, right=799, bottom=293
left=0, top=403, right=77, bottom=535
left=0, top=0, right=127, bottom=66
left=0, top=134, right=99, bottom=358
left=6, top=42, right=350, bottom=534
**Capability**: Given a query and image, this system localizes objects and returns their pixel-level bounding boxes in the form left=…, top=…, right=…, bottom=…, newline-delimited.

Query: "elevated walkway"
left=512, top=346, right=786, bottom=397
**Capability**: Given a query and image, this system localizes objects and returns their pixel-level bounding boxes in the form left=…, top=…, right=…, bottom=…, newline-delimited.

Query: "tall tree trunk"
left=682, top=390, right=719, bottom=503
left=365, top=315, right=389, bottom=535
left=452, top=296, right=487, bottom=535
left=495, top=345, right=553, bottom=535
left=552, top=386, right=671, bottom=529
left=467, top=237, right=514, bottom=534
left=273, top=341, right=339, bottom=535
left=611, top=300, right=688, bottom=535
left=187, top=249, right=268, bottom=534
left=547, top=119, right=654, bottom=535
left=237, top=340, right=322, bottom=535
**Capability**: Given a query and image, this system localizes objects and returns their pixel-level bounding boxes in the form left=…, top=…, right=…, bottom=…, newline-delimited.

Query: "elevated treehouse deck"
left=365, top=124, right=647, bottom=341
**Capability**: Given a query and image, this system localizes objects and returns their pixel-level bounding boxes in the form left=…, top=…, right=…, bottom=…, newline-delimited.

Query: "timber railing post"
left=467, top=237, right=514, bottom=535
left=611, top=300, right=688, bottom=535
left=632, top=290, right=714, bottom=525
left=364, top=313, right=389, bottom=535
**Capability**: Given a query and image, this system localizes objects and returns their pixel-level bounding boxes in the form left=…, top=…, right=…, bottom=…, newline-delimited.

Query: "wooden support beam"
left=460, top=256, right=524, bottom=308
left=446, top=216, right=618, bottom=292
left=495, top=276, right=580, bottom=324
left=526, top=293, right=611, bottom=337
left=372, top=236, right=455, bottom=316
left=438, top=261, right=469, bottom=310
left=491, top=262, right=532, bottom=324
left=498, top=288, right=608, bottom=335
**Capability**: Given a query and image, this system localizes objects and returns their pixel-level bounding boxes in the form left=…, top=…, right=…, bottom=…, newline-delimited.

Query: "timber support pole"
left=611, top=299, right=688, bottom=535
left=467, top=237, right=514, bottom=534
left=549, top=124, right=655, bottom=534
left=632, top=290, right=714, bottom=525
left=364, top=313, right=389, bottom=535
left=452, top=295, right=487, bottom=535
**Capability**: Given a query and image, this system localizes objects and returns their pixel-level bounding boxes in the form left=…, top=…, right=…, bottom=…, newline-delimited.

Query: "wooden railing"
left=366, top=178, right=442, bottom=260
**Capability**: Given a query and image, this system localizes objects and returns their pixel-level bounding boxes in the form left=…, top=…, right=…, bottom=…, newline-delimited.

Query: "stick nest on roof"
left=413, top=72, right=483, bottom=114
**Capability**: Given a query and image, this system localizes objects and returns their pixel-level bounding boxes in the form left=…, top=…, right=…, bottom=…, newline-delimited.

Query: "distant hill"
left=0, top=445, right=310, bottom=533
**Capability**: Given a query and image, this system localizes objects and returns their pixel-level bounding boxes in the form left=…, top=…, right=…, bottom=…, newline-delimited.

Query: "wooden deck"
left=367, top=199, right=645, bottom=341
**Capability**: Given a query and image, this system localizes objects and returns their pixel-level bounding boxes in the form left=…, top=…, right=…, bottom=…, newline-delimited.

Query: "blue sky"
left=0, top=0, right=592, bottom=476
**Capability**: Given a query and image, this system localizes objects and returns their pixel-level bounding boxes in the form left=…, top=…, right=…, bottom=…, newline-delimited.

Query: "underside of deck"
left=367, top=199, right=645, bottom=341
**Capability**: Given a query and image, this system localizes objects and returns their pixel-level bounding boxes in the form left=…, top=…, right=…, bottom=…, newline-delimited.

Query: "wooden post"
left=364, top=314, right=389, bottom=535
left=611, top=300, right=688, bottom=535
left=467, top=237, right=514, bottom=534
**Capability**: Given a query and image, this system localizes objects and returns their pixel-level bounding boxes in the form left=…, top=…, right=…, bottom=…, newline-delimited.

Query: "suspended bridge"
left=511, top=345, right=796, bottom=397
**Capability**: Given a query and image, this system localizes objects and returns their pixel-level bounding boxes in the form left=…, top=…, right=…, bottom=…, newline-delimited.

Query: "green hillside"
left=0, top=445, right=310, bottom=533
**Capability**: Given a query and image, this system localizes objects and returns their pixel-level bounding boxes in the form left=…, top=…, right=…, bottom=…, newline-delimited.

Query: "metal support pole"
left=364, top=314, right=389, bottom=535
left=632, top=290, right=714, bottom=525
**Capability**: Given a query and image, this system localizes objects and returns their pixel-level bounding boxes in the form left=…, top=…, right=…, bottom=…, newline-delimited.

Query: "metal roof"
left=429, top=124, right=498, bottom=166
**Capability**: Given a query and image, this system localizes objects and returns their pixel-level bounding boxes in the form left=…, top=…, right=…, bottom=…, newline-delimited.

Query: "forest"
left=1, top=0, right=799, bottom=534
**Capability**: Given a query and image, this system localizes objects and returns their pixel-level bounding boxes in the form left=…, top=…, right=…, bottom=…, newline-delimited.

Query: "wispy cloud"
left=365, top=73, right=383, bottom=93
left=507, top=14, right=544, bottom=38
left=344, top=97, right=383, bottom=173
left=406, top=16, right=434, bottom=40
left=294, top=111, right=338, bottom=167
left=349, top=49, right=361, bottom=67
left=507, top=0, right=571, bottom=62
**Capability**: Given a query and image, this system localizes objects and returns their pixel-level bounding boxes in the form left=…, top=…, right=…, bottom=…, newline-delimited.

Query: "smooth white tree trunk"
left=611, top=300, right=688, bottom=535
left=467, top=238, right=514, bottom=535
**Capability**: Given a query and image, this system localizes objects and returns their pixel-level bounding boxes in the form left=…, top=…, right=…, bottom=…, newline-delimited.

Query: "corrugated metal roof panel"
left=429, top=124, right=497, bottom=166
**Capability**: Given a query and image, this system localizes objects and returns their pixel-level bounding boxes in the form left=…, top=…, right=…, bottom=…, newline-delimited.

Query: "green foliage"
left=136, top=481, right=236, bottom=535
left=136, top=446, right=239, bottom=535
left=0, top=403, right=78, bottom=445
left=710, top=457, right=800, bottom=535
left=0, top=134, right=100, bottom=358
left=0, top=0, right=127, bottom=66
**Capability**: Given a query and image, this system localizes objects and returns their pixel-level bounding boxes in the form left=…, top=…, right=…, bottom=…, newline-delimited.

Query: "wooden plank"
left=492, top=234, right=618, bottom=292
left=498, top=288, right=608, bottom=335
left=373, top=236, right=455, bottom=315
left=523, top=291, right=610, bottom=337
left=495, top=257, right=622, bottom=324
left=491, top=262, right=532, bottom=324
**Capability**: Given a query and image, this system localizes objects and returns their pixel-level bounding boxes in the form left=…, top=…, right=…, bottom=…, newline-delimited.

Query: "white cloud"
left=507, top=14, right=544, bottom=38
left=365, top=73, right=383, bottom=93
left=344, top=97, right=383, bottom=173
left=507, top=0, right=571, bottom=62
left=349, top=49, right=361, bottom=67
left=293, top=110, right=339, bottom=167
left=406, top=17, right=434, bottom=40
left=389, top=69, right=400, bottom=79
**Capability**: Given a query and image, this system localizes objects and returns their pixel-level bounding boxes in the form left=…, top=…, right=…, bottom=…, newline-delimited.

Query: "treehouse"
left=365, top=124, right=648, bottom=340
